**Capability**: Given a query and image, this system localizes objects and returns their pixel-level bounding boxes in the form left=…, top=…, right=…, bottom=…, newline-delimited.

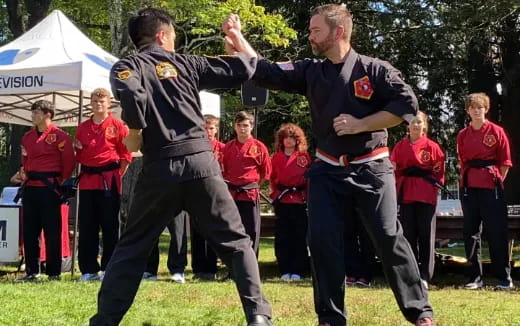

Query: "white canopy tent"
left=0, top=9, right=220, bottom=126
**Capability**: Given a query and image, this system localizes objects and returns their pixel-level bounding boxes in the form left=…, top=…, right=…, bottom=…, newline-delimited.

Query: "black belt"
left=273, top=184, right=306, bottom=205
left=398, top=166, right=453, bottom=203
left=14, top=171, right=62, bottom=203
left=462, top=159, right=499, bottom=196
left=79, top=161, right=120, bottom=197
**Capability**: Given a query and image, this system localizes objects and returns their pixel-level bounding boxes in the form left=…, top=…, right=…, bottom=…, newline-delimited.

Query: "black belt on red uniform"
left=79, top=161, right=120, bottom=197
left=273, top=184, right=306, bottom=205
left=398, top=166, right=453, bottom=202
left=14, top=171, right=62, bottom=203
left=462, top=159, right=499, bottom=196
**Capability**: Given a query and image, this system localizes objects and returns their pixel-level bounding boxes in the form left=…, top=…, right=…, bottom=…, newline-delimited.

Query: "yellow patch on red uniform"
left=419, top=150, right=431, bottom=162
left=433, top=161, right=442, bottom=173
left=105, top=126, right=118, bottom=139
left=248, top=144, right=260, bottom=157
left=297, top=155, right=308, bottom=168
left=156, top=62, right=178, bottom=79
left=483, top=134, right=497, bottom=147
left=117, top=70, right=132, bottom=80
left=45, top=133, right=57, bottom=144
left=353, top=76, right=374, bottom=100
left=58, top=140, right=66, bottom=151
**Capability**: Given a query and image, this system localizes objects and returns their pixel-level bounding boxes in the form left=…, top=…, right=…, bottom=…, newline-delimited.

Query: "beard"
left=310, top=32, right=335, bottom=56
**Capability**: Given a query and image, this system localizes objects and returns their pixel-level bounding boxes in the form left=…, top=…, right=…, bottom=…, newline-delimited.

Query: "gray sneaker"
left=142, top=272, right=158, bottom=281
left=464, top=276, right=483, bottom=289
left=15, top=273, right=41, bottom=283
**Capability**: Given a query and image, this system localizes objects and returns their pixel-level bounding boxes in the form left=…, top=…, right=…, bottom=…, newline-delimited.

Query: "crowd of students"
left=13, top=90, right=514, bottom=293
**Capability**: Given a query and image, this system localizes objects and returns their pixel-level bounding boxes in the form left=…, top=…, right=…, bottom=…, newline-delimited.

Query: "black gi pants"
left=460, top=187, right=511, bottom=281
left=22, top=186, right=62, bottom=276
left=78, top=187, right=120, bottom=274
left=235, top=200, right=261, bottom=255
left=344, top=205, right=375, bottom=281
left=399, top=202, right=437, bottom=282
left=274, top=203, right=308, bottom=276
left=190, top=215, right=218, bottom=275
left=306, top=159, right=432, bottom=326
left=90, top=158, right=271, bottom=325
left=145, top=211, right=188, bottom=275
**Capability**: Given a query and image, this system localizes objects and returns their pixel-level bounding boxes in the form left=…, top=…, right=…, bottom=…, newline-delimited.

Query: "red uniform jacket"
left=457, top=121, right=512, bottom=189
left=211, top=138, right=225, bottom=167
left=270, top=151, right=310, bottom=204
left=75, top=114, right=132, bottom=194
left=222, top=137, right=271, bottom=201
left=391, top=135, right=445, bottom=205
left=21, top=124, right=75, bottom=187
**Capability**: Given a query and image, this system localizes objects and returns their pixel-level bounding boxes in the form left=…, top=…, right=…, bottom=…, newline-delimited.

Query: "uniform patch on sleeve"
left=433, top=161, right=442, bottom=173
left=276, top=61, right=294, bottom=71
left=156, top=62, right=178, bottom=79
left=21, top=145, right=27, bottom=156
left=45, top=133, right=57, bottom=144
left=297, top=155, right=308, bottom=168
left=353, top=76, right=374, bottom=100
left=105, top=126, right=118, bottom=139
left=483, top=134, right=497, bottom=147
left=419, top=150, right=431, bottom=162
left=117, top=70, right=132, bottom=80
left=58, top=140, right=66, bottom=151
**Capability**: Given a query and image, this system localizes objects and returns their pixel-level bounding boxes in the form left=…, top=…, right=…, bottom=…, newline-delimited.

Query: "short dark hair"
left=311, top=4, right=353, bottom=42
left=31, top=100, right=54, bottom=119
left=234, top=111, right=254, bottom=125
left=128, top=8, right=174, bottom=48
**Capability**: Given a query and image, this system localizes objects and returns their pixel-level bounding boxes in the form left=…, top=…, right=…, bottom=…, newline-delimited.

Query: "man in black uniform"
left=90, top=8, right=273, bottom=326
left=223, top=4, right=434, bottom=326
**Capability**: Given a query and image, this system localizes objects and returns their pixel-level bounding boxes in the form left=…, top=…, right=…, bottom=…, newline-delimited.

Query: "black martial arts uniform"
left=253, top=49, right=433, bottom=326
left=89, top=45, right=271, bottom=325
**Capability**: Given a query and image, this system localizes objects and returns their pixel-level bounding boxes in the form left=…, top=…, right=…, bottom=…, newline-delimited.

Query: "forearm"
left=500, top=166, right=509, bottom=180
left=361, top=111, right=403, bottom=132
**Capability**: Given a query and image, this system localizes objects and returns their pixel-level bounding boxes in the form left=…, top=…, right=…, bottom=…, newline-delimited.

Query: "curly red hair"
left=274, top=123, right=308, bottom=153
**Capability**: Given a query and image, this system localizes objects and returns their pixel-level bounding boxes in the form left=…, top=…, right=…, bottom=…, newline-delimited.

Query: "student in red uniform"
left=190, top=114, right=223, bottom=280
left=222, top=111, right=271, bottom=254
left=16, top=100, right=75, bottom=282
left=270, top=123, right=310, bottom=281
left=391, top=111, right=445, bottom=289
left=75, top=88, right=132, bottom=281
left=457, top=93, right=514, bottom=290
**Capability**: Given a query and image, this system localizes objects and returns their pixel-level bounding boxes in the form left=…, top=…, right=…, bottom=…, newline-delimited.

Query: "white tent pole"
left=70, top=90, right=83, bottom=277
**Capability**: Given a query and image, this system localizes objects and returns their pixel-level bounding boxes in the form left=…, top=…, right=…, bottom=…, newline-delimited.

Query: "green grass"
left=0, top=236, right=519, bottom=326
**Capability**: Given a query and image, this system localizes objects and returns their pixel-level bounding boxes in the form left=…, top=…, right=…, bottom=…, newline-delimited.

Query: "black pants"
left=78, top=188, right=120, bottom=274
left=22, top=186, right=62, bottom=276
left=399, top=202, right=437, bottom=282
left=344, top=205, right=375, bottom=281
left=306, top=159, right=432, bottom=326
left=90, top=166, right=271, bottom=325
left=460, top=187, right=511, bottom=281
left=235, top=200, right=261, bottom=255
left=145, top=211, right=188, bottom=275
left=190, top=215, right=218, bottom=274
left=274, top=203, right=308, bottom=276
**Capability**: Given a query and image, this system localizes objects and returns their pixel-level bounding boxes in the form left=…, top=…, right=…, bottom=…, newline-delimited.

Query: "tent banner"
left=0, top=63, right=82, bottom=95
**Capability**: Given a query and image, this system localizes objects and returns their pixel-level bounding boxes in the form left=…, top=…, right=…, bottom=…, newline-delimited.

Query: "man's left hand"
left=333, top=114, right=366, bottom=135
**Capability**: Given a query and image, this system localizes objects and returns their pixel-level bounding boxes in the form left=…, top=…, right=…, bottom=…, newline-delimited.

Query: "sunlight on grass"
left=1, top=235, right=519, bottom=325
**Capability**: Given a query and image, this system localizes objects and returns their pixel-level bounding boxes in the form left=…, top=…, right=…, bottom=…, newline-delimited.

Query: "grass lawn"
left=0, top=236, right=519, bottom=326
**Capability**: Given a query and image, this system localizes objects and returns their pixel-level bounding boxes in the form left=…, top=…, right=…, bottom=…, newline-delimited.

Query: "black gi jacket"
left=110, top=45, right=256, bottom=166
left=254, top=48, right=418, bottom=159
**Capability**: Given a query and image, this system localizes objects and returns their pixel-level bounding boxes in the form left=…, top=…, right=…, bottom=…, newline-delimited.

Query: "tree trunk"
left=498, top=14, right=520, bottom=205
